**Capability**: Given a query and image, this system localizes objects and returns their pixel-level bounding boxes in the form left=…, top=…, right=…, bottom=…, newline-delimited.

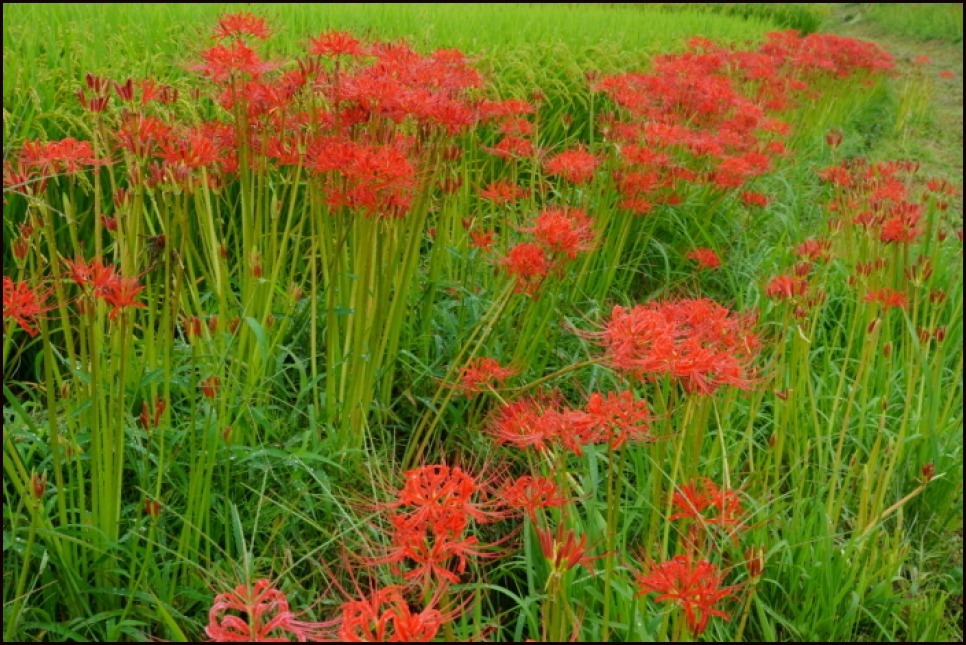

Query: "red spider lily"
left=488, top=393, right=564, bottom=451
left=100, top=275, right=146, bottom=319
left=116, top=114, right=172, bottom=158
left=457, top=357, right=516, bottom=394
left=765, top=275, right=807, bottom=301
left=687, top=248, right=722, bottom=270
left=863, top=288, right=908, bottom=310
left=309, top=140, right=417, bottom=218
left=469, top=229, right=496, bottom=252
left=392, top=464, right=505, bottom=533
left=501, top=242, right=550, bottom=295
left=309, top=30, right=365, bottom=58
left=365, top=467, right=508, bottom=588
left=739, top=190, right=769, bottom=207
left=795, top=238, right=831, bottom=262
left=19, top=138, right=104, bottom=175
left=537, top=524, right=598, bottom=574
left=374, top=519, right=491, bottom=585
left=498, top=116, right=535, bottom=137
left=157, top=128, right=224, bottom=170
left=206, top=579, right=323, bottom=642
left=3, top=276, right=50, bottom=337
left=500, top=475, right=567, bottom=520
left=579, top=390, right=654, bottom=450
left=63, top=257, right=145, bottom=318
left=212, top=12, right=272, bottom=41
left=879, top=215, right=923, bottom=244
left=479, top=180, right=530, bottom=204
left=484, top=135, right=534, bottom=159
left=337, top=585, right=444, bottom=642
left=196, top=41, right=277, bottom=84
left=590, top=299, right=760, bottom=395
left=817, top=164, right=853, bottom=187
left=478, top=98, right=536, bottom=120
left=544, top=147, right=600, bottom=184
left=636, top=554, right=738, bottom=637
left=526, top=206, right=595, bottom=260
left=64, top=257, right=118, bottom=294
left=670, top=478, right=746, bottom=533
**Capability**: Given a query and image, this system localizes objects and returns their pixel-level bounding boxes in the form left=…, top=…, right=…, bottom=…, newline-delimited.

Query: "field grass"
left=868, top=2, right=964, bottom=42
left=2, top=3, right=962, bottom=643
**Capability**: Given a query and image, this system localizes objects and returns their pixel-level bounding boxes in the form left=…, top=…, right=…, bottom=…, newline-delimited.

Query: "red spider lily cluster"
left=480, top=97, right=538, bottom=160
left=502, top=206, right=596, bottom=294
left=589, top=299, right=760, bottom=395
left=765, top=274, right=809, bottom=301
left=478, top=179, right=532, bottom=205
left=4, top=15, right=486, bottom=208
left=636, top=554, right=739, bottom=637
left=64, top=257, right=146, bottom=319
left=594, top=32, right=893, bottom=216
left=488, top=388, right=655, bottom=454
left=368, top=465, right=507, bottom=586
left=3, top=258, right=145, bottom=337
left=821, top=158, right=956, bottom=246
left=671, top=478, right=746, bottom=532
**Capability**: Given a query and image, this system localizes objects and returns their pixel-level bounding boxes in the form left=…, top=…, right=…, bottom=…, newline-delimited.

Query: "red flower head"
left=457, top=357, right=516, bottom=394
left=206, top=579, right=323, bottom=642
left=765, top=275, right=807, bottom=301
left=687, top=247, right=722, bottom=270
left=795, top=238, right=831, bottom=262
left=502, top=242, right=550, bottom=295
left=580, top=390, right=655, bottom=450
left=309, top=30, right=365, bottom=58
left=863, top=288, right=908, bottom=311
left=670, top=477, right=746, bottom=533
left=537, top=524, right=598, bottom=573
left=392, top=464, right=503, bottom=533
left=591, top=299, right=760, bottom=395
left=636, top=554, right=738, bottom=637
left=544, top=146, right=601, bottom=184
left=479, top=180, right=530, bottom=204
left=212, top=12, right=272, bottom=41
left=527, top=206, right=595, bottom=260
left=3, top=276, right=50, bottom=337
left=488, top=393, right=564, bottom=451
left=469, top=228, right=496, bottom=252
left=337, top=586, right=443, bottom=642
left=500, top=475, right=567, bottom=520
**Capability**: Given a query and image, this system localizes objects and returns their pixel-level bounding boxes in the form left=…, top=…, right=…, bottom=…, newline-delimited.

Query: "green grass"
left=868, top=3, right=964, bottom=42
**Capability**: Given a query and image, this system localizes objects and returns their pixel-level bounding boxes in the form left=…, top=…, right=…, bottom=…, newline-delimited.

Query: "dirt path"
left=824, top=4, right=963, bottom=197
